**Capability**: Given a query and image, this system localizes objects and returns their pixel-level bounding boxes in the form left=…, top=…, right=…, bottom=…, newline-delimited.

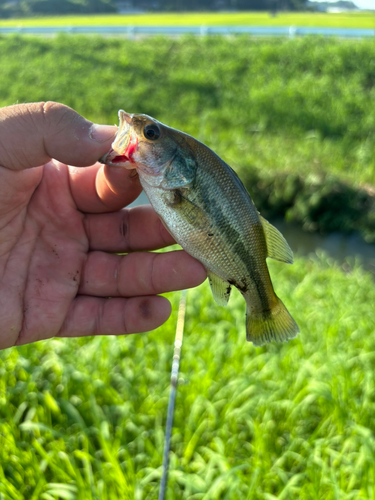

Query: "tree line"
left=0, top=0, right=307, bottom=18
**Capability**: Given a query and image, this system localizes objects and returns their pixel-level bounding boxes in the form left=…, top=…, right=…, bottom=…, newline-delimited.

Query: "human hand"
left=0, top=102, right=206, bottom=349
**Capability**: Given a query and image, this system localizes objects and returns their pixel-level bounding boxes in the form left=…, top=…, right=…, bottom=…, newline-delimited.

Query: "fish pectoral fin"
left=208, top=272, right=231, bottom=307
left=259, top=215, right=294, bottom=264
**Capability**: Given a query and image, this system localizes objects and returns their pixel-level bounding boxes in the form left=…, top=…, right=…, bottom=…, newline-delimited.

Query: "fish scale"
left=100, top=110, right=299, bottom=346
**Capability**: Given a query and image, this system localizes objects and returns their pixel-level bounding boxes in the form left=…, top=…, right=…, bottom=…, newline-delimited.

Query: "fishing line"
left=159, top=289, right=187, bottom=500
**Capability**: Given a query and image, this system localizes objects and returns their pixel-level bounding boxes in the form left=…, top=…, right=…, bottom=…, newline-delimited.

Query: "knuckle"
left=41, top=102, right=79, bottom=134
left=42, top=101, right=66, bottom=117
left=148, top=253, right=158, bottom=294
left=119, top=210, right=130, bottom=247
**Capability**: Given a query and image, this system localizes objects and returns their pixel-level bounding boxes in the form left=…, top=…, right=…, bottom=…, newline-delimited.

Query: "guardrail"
left=0, top=25, right=374, bottom=38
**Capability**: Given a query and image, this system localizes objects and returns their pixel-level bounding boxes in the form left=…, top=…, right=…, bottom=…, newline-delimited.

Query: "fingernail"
left=90, top=124, right=117, bottom=142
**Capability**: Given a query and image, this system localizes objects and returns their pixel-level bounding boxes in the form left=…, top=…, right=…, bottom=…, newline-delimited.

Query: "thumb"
left=0, top=101, right=117, bottom=171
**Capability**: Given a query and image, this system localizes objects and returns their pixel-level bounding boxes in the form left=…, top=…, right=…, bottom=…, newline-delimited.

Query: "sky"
left=309, top=0, right=375, bottom=8
left=345, top=0, right=374, bottom=7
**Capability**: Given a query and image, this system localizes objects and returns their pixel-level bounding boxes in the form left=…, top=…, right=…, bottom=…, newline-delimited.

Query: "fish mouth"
left=100, top=135, right=138, bottom=168
left=99, top=110, right=138, bottom=168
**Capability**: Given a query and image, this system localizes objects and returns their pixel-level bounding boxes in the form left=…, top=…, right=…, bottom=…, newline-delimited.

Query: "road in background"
left=0, top=25, right=374, bottom=37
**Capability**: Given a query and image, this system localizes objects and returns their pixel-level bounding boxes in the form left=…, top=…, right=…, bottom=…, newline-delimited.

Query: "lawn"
left=0, top=11, right=374, bottom=29
left=0, top=254, right=375, bottom=499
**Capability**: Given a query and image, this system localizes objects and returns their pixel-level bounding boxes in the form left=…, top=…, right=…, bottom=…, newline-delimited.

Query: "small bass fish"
left=100, top=111, right=299, bottom=346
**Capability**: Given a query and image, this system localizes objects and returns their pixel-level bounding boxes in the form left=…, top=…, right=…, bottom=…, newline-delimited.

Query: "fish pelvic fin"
left=246, top=297, right=299, bottom=347
left=208, top=272, right=231, bottom=307
left=259, top=215, right=294, bottom=264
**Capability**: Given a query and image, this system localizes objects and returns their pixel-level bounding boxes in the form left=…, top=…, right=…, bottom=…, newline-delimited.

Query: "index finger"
left=83, top=205, right=174, bottom=252
left=67, top=162, right=142, bottom=213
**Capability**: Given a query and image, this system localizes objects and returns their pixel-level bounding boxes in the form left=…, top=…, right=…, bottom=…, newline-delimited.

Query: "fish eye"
left=144, top=123, right=161, bottom=141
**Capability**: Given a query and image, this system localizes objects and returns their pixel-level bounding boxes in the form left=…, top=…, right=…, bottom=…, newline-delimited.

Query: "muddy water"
left=273, top=220, right=375, bottom=275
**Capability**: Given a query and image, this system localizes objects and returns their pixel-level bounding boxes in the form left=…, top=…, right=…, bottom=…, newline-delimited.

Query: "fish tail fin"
left=246, top=297, right=299, bottom=347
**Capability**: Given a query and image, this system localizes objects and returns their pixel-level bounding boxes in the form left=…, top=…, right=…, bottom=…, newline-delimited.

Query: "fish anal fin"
left=259, top=215, right=294, bottom=264
left=246, top=297, right=299, bottom=346
left=208, top=272, right=231, bottom=307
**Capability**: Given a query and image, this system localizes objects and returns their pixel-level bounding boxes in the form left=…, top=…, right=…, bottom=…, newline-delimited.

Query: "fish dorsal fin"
left=208, top=272, right=231, bottom=307
left=259, top=216, right=294, bottom=264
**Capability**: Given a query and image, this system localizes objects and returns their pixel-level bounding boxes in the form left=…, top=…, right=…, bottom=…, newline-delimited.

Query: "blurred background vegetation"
left=0, top=21, right=374, bottom=500
left=0, top=34, right=374, bottom=240
left=0, top=0, right=308, bottom=18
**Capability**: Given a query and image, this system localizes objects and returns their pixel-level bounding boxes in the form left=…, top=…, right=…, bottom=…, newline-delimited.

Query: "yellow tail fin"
left=246, top=297, right=299, bottom=347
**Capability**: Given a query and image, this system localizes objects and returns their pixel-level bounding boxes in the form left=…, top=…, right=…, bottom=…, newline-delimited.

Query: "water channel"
left=129, top=191, right=375, bottom=276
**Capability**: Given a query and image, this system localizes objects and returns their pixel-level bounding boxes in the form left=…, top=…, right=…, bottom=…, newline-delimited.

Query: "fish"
left=100, top=110, right=299, bottom=346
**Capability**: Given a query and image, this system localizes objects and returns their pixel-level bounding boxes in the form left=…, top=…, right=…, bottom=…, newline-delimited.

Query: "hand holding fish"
left=0, top=102, right=206, bottom=350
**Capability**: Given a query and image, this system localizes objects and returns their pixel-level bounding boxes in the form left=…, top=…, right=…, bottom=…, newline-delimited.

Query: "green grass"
left=0, top=11, right=374, bottom=28
left=0, top=35, right=374, bottom=185
left=0, top=253, right=374, bottom=499
left=0, top=34, right=374, bottom=237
